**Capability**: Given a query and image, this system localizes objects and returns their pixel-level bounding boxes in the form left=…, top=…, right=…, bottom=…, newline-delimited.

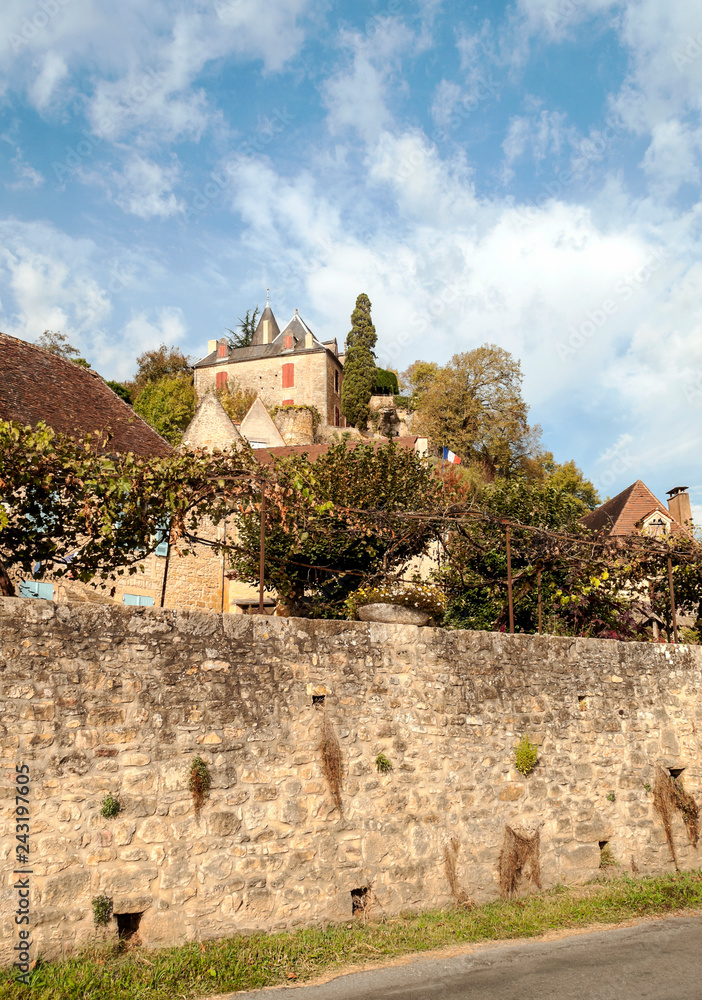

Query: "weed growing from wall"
left=375, top=752, right=393, bottom=774
left=653, top=766, right=700, bottom=868
left=499, top=826, right=541, bottom=897
left=319, top=715, right=343, bottom=813
left=100, top=794, right=121, bottom=819
left=443, top=838, right=474, bottom=908
left=189, top=756, right=212, bottom=817
left=514, top=735, right=538, bottom=776
left=92, top=895, right=113, bottom=927
left=599, top=844, right=617, bottom=869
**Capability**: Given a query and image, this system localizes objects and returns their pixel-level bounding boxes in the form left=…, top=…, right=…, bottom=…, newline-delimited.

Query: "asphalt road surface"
left=222, top=915, right=702, bottom=1000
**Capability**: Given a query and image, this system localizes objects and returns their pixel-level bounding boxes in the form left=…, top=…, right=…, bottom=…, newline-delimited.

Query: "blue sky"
left=2, top=0, right=702, bottom=510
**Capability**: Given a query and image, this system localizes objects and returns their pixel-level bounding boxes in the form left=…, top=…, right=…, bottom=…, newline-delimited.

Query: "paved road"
left=221, top=915, right=702, bottom=1000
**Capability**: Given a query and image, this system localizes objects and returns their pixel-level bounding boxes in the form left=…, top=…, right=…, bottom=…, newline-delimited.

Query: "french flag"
left=442, top=446, right=461, bottom=465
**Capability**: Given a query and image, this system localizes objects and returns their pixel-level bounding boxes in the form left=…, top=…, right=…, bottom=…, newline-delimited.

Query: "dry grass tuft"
left=653, top=765, right=699, bottom=867
left=443, top=838, right=474, bottom=908
left=320, top=715, right=343, bottom=812
left=499, top=826, right=541, bottom=898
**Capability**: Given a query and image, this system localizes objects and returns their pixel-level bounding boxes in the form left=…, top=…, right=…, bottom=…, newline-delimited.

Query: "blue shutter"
left=19, top=581, right=54, bottom=600
left=154, top=522, right=169, bottom=557
left=123, top=594, right=155, bottom=607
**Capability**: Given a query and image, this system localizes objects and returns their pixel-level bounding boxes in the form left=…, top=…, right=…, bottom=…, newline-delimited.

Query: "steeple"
left=252, top=293, right=280, bottom=347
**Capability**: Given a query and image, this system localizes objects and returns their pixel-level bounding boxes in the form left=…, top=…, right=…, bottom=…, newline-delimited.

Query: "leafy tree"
left=227, top=307, right=260, bottom=350
left=416, top=345, right=538, bottom=478
left=133, top=373, right=197, bottom=446
left=37, top=330, right=91, bottom=367
left=373, top=367, right=399, bottom=395
left=217, top=380, right=258, bottom=423
left=0, top=420, right=260, bottom=597
left=105, top=380, right=132, bottom=405
left=230, top=439, right=444, bottom=615
left=132, top=344, right=193, bottom=391
left=400, top=360, right=439, bottom=401
left=341, top=293, right=378, bottom=430
left=528, top=452, right=599, bottom=509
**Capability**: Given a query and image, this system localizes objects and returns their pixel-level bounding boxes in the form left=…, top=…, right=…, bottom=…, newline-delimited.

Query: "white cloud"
left=29, top=50, right=68, bottom=109
left=85, top=155, right=185, bottom=219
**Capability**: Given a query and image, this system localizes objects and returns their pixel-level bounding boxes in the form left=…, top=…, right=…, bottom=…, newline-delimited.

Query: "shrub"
left=345, top=581, right=446, bottom=620
left=92, top=895, right=113, bottom=927
left=514, top=735, right=538, bottom=776
left=189, top=756, right=212, bottom=816
left=100, top=794, right=121, bottom=819
left=375, top=752, right=393, bottom=774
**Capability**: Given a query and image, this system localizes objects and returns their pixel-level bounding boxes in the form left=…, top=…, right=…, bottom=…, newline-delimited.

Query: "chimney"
left=667, top=486, right=692, bottom=527
left=208, top=339, right=217, bottom=354
left=305, top=331, right=313, bottom=349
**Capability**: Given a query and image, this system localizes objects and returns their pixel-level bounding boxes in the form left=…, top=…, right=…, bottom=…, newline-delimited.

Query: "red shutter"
left=216, top=371, right=227, bottom=389
left=282, top=363, right=294, bottom=388
left=282, top=398, right=294, bottom=405
left=218, top=343, right=227, bottom=357
left=284, top=336, right=293, bottom=349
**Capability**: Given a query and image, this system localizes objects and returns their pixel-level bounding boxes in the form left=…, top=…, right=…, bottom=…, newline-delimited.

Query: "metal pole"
left=258, top=489, right=266, bottom=615
left=506, top=525, right=514, bottom=634
left=537, top=568, right=542, bottom=635
left=667, top=556, right=679, bottom=643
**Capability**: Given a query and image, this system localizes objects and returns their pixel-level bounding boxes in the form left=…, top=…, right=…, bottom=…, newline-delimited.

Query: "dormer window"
left=640, top=509, right=673, bottom=537
left=284, top=336, right=293, bottom=349
left=218, top=342, right=227, bottom=358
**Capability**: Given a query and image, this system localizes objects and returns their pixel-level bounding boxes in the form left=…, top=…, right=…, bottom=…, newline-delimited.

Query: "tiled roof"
left=581, top=480, right=687, bottom=537
left=195, top=310, right=342, bottom=369
left=0, top=331, right=172, bottom=457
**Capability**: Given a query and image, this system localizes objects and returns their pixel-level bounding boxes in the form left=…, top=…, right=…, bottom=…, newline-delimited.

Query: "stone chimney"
left=208, top=339, right=217, bottom=354
left=667, top=486, right=692, bottom=527
left=305, top=331, right=313, bottom=349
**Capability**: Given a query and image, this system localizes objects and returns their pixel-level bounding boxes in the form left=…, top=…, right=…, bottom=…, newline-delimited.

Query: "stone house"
left=193, top=298, right=346, bottom=430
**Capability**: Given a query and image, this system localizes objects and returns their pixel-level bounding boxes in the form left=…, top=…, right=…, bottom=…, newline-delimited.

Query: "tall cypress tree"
left=341, top=293, right=378, bottom=429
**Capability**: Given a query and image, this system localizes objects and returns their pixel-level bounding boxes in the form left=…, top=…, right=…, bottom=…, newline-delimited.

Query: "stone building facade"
left=194, top=301, right=345, bottom=429
left=1, top=599, right=700, bottom=962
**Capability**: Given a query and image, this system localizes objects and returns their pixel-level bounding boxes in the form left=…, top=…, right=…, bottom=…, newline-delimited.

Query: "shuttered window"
left=282, top=398, right=294, bottom=405
left=123, top=594, right=155, bottom=606
left=284, top=336, right=293, bottom=349
left=216, top=371, right=227, bottom=389
left=282, top=363, right=294, bottom=388
left=19, top=580, right=54, bottom=600
left=218, top=342, right=227, bottom=357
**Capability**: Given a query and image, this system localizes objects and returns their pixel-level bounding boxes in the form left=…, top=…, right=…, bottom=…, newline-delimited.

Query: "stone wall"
left=1, top=600, right=700, bottom=963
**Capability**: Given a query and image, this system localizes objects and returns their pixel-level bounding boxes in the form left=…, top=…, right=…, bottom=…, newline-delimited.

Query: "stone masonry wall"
left=1, top=599, right=700, bottom=963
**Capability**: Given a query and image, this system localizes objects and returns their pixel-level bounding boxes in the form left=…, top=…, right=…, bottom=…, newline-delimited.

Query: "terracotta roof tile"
left=0, top=332, right=172, bottom=457
left=581, top=480, right=688, bottom=537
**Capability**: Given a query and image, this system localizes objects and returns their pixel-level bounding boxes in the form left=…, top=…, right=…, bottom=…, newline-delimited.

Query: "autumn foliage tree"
left=130, top=344, right=197, bottom=446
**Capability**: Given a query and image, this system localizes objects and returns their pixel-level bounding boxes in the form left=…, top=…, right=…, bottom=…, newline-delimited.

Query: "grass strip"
left=2, top=871, right=701, bottom=1000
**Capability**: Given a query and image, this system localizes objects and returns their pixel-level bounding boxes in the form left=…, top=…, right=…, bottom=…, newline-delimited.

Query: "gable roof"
left=581, top=480, right=687, bottom=537
left=195, top=307, right=342, bottom=369
left=180, top=392, right=243, bottom=452
left=0, top=331, right=172, bottom=457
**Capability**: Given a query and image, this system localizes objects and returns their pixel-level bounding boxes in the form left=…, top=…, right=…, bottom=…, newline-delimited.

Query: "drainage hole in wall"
left=312, top=695, right=325, bottom=708
left=351, top=886, right=371, bottom=915
left=669, top=767, right=685, bottom=780
left=116, top=912, right=143, bottom=941
left=578, top=696, right=588, bottom=711
left=618, top=709, right=624, bottom=716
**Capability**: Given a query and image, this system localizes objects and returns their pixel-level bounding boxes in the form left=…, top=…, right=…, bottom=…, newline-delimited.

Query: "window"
left=19, top=581, right=54, bottom=600
left=248, top=441, right=268, bottom=449
left=335, top=406, right=340, bottom=427
left=218, top=342, right=227, bottom=358
left=154, top=523, right=169, bottom=558
left=284, top=336, right=293, bottom=349
left=123, top=594, right=155, bottom=606
left=216, top=371, right=228, bottom=390
left=334, top=369, right=339, bottom=393
left=282, top=363, right=294, bottom=388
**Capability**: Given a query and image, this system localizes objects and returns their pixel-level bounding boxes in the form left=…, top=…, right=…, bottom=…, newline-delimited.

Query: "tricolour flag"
left=442, top=447, right=461, bottom=465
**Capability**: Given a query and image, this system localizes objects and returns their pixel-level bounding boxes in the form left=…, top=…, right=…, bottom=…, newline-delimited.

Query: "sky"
left=1, top=0, right=702, bottom=511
